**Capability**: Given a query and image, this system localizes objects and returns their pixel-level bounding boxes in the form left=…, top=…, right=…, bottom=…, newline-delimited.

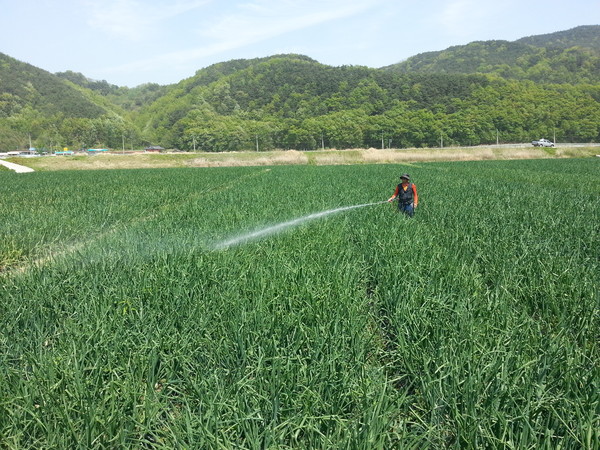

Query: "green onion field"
left=1, top=158, right=598, bottom=448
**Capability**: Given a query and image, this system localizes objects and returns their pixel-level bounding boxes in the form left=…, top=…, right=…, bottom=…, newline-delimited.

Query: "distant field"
left=4, top=144, right=600, bottom=171
left=1, top=159, right=598, bottom=448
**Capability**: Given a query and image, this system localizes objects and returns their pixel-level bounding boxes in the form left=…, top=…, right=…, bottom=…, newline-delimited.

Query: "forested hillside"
left=55, top=71, right=169, bottom=112
left=0, top=53, right=139, bottom=151
left=132, top=55, right=600, bottom=151
left=0, top=54, right=106, bottom=119
left=516, top=25, right=600, bottom=50
left=1, top=26, right=599, bottom=152
left=385, top=26, right=600, bottom=84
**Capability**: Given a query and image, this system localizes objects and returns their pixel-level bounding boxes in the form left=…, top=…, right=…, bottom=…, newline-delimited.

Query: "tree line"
left=135, top=57, right=600, bottom=151
left=1, top=53, right=599, bottom=152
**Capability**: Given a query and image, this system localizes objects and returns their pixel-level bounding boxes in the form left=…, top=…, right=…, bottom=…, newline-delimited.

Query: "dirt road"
left=0, top=159, right=35, bottom=173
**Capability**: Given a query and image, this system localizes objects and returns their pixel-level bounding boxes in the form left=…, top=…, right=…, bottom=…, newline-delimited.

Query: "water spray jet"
left=211, top=201, right=386, bottom=250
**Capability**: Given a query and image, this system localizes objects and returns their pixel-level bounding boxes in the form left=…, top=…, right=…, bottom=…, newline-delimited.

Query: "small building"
left=145, top=146, right=164, bottom=153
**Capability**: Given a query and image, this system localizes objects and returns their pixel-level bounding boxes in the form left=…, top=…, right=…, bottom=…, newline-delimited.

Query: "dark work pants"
left=398, top=202, right=414, bottom=217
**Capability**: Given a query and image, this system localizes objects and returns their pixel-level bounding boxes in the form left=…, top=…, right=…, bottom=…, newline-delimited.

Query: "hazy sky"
left=1, top=0, right=598, bottom=87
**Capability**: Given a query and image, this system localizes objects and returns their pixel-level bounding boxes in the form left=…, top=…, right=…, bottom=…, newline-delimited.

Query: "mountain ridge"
left=383, top=25, right=600, bottom=84
left=1, top=26, right=599, bottom=152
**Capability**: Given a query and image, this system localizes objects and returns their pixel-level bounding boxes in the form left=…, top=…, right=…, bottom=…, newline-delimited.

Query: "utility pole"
left=381, top=131, right=384, bottom=149
left=122, top=134, right=125, bottom=154
left=496, top=129, right=499, bottom=145
left=440, top=133, right=443, bottom=148
left=255, top=134, right=259, bottom=152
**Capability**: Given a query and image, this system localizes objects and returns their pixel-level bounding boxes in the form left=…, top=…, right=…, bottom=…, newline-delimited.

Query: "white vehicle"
left=532, top=138, right=555, bottom=147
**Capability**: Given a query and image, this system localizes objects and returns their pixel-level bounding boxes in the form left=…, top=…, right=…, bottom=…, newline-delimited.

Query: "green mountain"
left=516, top=25, right=600, bottom=49
left=132, top=53, right=599, bottom=151
left=1, top=27, right=599, bottom=152
left=0, top=52, right=140, bottom=151
left=0, top=52, right=106, bottom=119
left=134, top=54, right=499, bottom=150
left=384, top=25, right=600, bottom=84
left=55, top=70, right=169, bottom=112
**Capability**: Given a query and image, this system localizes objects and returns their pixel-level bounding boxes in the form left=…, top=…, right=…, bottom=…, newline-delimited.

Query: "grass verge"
left=3, top=145, right=598, bottom=172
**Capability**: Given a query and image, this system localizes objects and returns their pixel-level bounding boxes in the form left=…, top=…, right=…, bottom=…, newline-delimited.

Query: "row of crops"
left=1, top=158, right=598, bottom=448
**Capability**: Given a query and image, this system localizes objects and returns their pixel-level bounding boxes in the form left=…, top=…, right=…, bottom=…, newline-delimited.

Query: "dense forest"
left=385, top=25, right=600, bottom=84
left=1, top=26, right=599, bottom=152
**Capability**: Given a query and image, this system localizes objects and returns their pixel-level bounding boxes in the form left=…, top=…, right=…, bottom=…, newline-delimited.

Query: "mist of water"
left=211, top=201, right=386, bottom=250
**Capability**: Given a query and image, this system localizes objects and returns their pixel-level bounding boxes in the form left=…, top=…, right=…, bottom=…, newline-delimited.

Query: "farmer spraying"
left=388, top=173, right=418, bottom=217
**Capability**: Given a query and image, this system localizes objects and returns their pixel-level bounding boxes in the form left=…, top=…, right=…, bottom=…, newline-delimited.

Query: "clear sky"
left=1, top=0, right=598, bottom=87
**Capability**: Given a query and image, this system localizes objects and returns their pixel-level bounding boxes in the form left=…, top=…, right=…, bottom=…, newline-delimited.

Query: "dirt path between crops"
left=0, top=159, right=35, bottom=173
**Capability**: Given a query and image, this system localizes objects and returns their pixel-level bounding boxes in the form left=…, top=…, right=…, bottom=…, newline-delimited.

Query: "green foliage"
left=55, top=71, right=169, bottom=111
left=0, top=53, right=105, bottom=119
left=56, top=70, right=119, bottom=95
left=517, top=25, right=600, bottom=49
left=132, top=55, right=600, bottom=151
left=385, top=26, right=600, bottom=85
left=1, top=27, right=600, bottom=152
left=0, top=159, right=598, bottom=447
left=0, top=53, right=140, bottom=150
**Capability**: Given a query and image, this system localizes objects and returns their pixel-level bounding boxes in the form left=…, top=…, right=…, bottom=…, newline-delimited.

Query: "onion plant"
left=0, top=159, right=598, bottom=448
